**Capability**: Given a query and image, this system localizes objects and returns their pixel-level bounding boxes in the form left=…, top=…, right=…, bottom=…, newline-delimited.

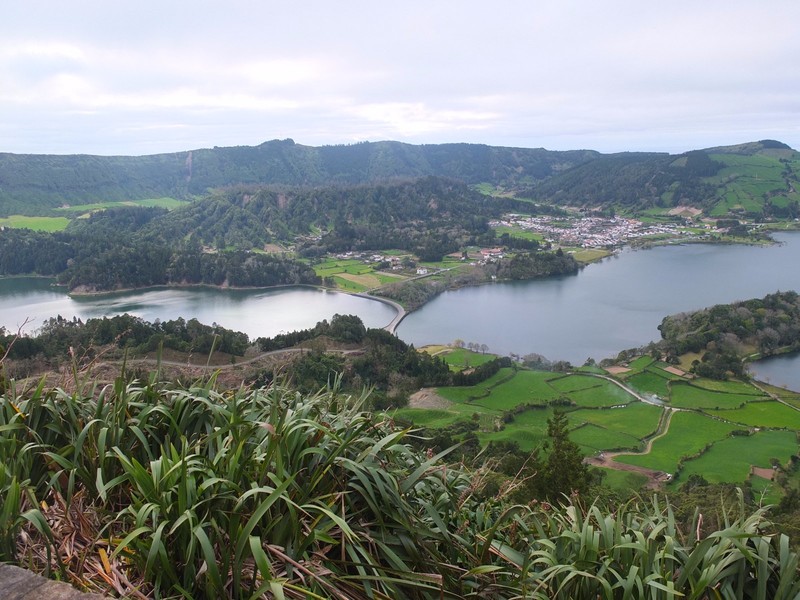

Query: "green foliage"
left=495, top=249, right=579, bottom=280
left=658, top=290, right=800, bottom=377
left=527, top=140, right=800, bottom=218
left=540, top=410, right=590, bottom=500
left=1, top=314, right=251, bottom=366
left=2, top=371, right=800, bottom=598
left=0, top=141, right=598, bottom=216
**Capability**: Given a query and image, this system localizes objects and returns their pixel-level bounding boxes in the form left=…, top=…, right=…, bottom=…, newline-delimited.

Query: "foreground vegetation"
left=2, top=370, right=800, bottom=598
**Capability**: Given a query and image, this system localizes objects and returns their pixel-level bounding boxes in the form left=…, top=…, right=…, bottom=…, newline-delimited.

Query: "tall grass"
left=1, top=370, right=799, bottom=598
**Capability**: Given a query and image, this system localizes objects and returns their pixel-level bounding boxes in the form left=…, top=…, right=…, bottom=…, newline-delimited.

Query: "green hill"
left=528, top=140, right=800, bottom=218
left=2, top=138, right=797, bottom=220
left=0, top=140, right=597, bottom=216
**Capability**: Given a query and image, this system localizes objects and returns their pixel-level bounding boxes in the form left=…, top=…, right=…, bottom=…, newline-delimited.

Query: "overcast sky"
left=2, top=1, right=799, bottom=156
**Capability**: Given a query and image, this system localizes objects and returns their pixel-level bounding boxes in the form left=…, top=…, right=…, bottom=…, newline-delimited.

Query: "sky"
left=2, top=1, right=799, bottom=156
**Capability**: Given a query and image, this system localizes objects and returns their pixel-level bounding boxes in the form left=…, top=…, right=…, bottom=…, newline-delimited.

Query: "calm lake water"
left=1, top=233, right=799, bottom=389
left=0, top=281, right=396, bottom=339
left=398, top=231, right=800, bottom=369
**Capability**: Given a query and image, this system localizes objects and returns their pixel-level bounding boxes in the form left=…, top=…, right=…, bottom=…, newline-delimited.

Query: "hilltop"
left=2, top=138, right=797, bottom=220
left=0, top=140, right=597, bottom=215
left=527, top=139, right=800, bottom=218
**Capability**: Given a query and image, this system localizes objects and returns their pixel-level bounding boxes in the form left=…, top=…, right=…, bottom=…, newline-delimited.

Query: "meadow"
left=0, top=198, right=188, bottom=232
left=397, top=349, right=800, bottom=495
left=0, top=215, right=71, bottom=231
left=313, top=257, right=409, bottom=292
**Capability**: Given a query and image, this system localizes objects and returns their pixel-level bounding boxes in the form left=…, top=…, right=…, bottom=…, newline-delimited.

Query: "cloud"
left=1, top=1, right=799, bottom=154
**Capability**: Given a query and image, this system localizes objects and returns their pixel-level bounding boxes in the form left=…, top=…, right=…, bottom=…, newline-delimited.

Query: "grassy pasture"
left=628, top=356, right=655, bottom=371
left=0, top=215, right=71, bottom=231
left=315, top=259, right=374, bottom=277
left=334, top=272, right=383, bottom=289
left=706, top=400, right=800, bottom=429
left=57, top=197, right=187, bottom=212
left=391, top=408, right=465, bottom=428
left=568, top=404, right=662, bottom=440
left=330, top=276, right=367, bottom=292
left=617, top=411, right=737, bottom=474
left=571, top=248, right=611, bottom=263
left=570, top=423, right=641, bottom=453
left=627, top=371, right=671, bottom=397
left=548, top=374, right=602, bottom=393
left=749, top=474, right=781, bottom=505
left=401, top=363, right=800, bottom=487
left=668, top=382, right=765, bottom=409
left=596, top=468, right=649, bottom=493
left=441, top=348, right=497, bottom=369
left=436, top=368, right=514, bottom=404
left=645, top=364, right=685, bottom=380
left=491, top=224, right=544, bottom=242
left=678, top=430, right=798, bottom=484
left=478, top=406, right=555, bottom=451
left=470, top=370, right=562, bottom=410
left=689, top=378, right=764, bottom=394
left=566, top=379, right=637, bottom=407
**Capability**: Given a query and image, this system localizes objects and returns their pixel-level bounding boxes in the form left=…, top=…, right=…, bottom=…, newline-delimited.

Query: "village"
left=326, top=213, right=716, bottom=274
left=489, top=214, right=699, bottom=248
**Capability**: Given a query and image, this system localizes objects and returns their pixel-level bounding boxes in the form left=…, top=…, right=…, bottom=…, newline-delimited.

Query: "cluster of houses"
left=490, top=215, right=692, bottom=248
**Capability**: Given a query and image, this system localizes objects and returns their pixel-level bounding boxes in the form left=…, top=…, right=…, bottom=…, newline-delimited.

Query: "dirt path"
left=583, top=400, right=678, bottom=489
left=408, top=388, right=452, bottom=410
left=584, top=455, right=671, bottom=489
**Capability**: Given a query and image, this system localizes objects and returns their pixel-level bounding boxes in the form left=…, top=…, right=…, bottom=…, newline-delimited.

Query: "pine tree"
left=541, top=410, right=589, bottom=501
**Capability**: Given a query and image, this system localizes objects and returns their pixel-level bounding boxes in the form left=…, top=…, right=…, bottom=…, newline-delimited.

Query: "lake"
left=0, top=280, right=396, bottom=339
left=398, top=232, right=800, bottom=362
left=1, top=233, right=799, bottom=389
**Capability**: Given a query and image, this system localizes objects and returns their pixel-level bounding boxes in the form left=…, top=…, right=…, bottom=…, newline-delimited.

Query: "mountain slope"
left=528, top=140, right=800, bottom=217
left=0, top=140, right=597, bottom=216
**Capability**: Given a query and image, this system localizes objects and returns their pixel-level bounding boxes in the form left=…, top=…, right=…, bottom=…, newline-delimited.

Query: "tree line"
left=656, top=290, right=800, bottom=379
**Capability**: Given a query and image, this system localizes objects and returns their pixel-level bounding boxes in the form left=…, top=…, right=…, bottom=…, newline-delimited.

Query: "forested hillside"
left=656, top=290, right=800, bottom=379
left=0, top=139, right=597, bottom=215
left=527, top=140, right=800, bottom=217
left=143, top=176, right=520, bottom=257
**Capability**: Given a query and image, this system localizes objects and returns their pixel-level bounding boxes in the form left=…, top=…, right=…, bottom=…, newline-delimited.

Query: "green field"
left=668, top=381, right=766, bottom=409
left=396, top=361, right=800, bottom=487
left=439, top=348, right=498, bottom=369
left=548, top=374, right=602, bottom=393
left=626, top=371, right=672, bottom=397
left=616, top=411, right=737, bottom=474
left=705, top=153, right=800, bottom=216
left=56, top=197, right=187, bottom=212
left=566, top=379, right=637, bottom=407
left=477, top=406, right=555, bottom=451
left=706, top=400, right=800, bottom=429
left=570, top=424, right=642, bottom=453
left=572, top=248, right=611, bottom=263
left=315, top=259, right=374, bottom=277
left=491, top=224, right=544, bottom=242
left=569, top=404, right=662, bottom=440
left=678, top=430, right=798, bottom=484
left=0, top=215, right=71, bottom=231
left=597, top=469, right=649, bottom=493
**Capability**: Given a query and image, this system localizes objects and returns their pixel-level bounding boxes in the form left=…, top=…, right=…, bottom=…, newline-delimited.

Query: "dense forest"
left=0, top=176, right=564, bottom=290
left=141, top=176, right=521, bottom=257
left=0, top=224, right=319, bottom=292
left=0, top=140, right=598, bottom=215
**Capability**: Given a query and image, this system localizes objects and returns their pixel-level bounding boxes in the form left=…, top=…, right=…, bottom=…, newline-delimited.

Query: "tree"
left=540, top=410, right=589, bottom=501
